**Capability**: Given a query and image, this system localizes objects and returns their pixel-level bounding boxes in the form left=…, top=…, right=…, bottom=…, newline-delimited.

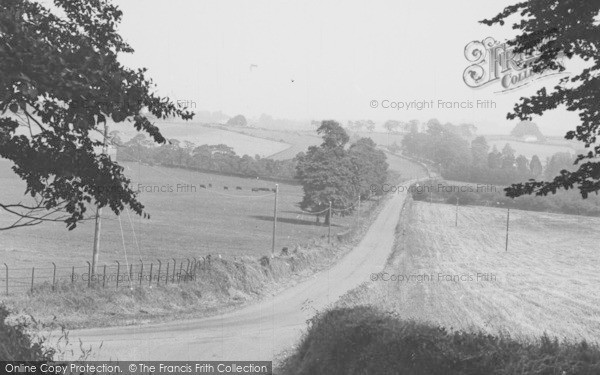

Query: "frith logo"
left=462, top=37, right=563, bottom=93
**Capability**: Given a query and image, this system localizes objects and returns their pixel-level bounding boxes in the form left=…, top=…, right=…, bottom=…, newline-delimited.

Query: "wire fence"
left=0, top=257, right=213, bottom=295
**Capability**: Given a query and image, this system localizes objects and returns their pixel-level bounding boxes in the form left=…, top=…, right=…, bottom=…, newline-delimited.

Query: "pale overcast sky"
left=83, top=1, right=583, bottom=135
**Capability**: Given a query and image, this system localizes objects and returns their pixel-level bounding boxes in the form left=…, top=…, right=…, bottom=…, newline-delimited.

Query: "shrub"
left=280, top=306, right=600, bottom=375
left=0, top=304, right=54, bottom=360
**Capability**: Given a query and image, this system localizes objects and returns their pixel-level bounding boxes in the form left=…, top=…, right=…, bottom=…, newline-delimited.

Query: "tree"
left=470, top=136, right=489, bottom=166
left=501, top=143, right=516, bottom=170
left=0, top=0, right=193, bottom=230
left=516, top=155, right=530, bottom=177
left=530, top=155, right=543, bottom=177
left=296, top=121, right=386, bottom=225
left=483, top=1, right=600, bottom=199
left=226, top=114, right=247, bottom=127
left=383, top=120, right=401, bottom=134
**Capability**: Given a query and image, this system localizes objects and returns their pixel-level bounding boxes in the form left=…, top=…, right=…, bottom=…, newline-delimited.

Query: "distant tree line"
left=401, top=119, right=575, bottom=186
left=116, top=133, right=297, bottom=180
left=296, top=121, right=388, bottom=224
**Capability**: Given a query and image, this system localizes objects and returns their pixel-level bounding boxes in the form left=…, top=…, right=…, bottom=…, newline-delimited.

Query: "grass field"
left=0, top=159, right=373, bottom=269
left=485, top=135, right=581, bottom=162
left=340, top=200, right=600, bottom=343
left=106, top=121, right=291, bottom=158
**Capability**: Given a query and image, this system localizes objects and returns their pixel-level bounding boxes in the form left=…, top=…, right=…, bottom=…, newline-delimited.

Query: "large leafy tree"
left=296, top=121, right=385, bottom=225
left=482, top=1, right=600, bottom=198
left=0, top=0, right=193, bottom=230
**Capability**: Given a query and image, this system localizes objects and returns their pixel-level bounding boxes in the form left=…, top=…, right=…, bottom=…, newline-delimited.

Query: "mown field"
left=0, top=160, right=372, bottom=269
left=340, top=200, right=600, bottom=343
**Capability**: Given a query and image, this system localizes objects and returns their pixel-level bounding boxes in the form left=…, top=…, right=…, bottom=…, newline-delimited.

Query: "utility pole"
left=91, top=124, right=108, bottom=276
left=505, top=207, right=510, bottom=252
left=455, top=197, right=459, bottom=227
left=271, top=184, right=279, bottom=257
left=328, top=201, right=332, bottom=244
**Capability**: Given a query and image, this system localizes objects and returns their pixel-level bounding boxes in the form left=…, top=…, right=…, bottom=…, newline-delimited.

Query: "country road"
left=65, top=184, right=411, bottom=361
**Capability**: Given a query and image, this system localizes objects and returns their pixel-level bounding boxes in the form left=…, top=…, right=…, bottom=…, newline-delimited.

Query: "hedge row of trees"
left=116, top=133, right=297, bottom=180
left=401, top=121, right=575, bottom=186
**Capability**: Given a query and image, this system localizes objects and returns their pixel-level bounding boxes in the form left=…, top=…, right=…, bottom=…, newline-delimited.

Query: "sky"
left=82, top=1, right=582, bottom=135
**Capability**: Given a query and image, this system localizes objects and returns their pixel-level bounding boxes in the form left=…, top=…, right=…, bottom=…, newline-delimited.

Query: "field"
left=109, top=121, right=291, bottom=158
left=340, top=200, right=600, bottom=343
left=224, top=126, right=322, bottom=160
left=486, top=135, right=581, bottom=162
left=0, top=160, right=371, bottom=269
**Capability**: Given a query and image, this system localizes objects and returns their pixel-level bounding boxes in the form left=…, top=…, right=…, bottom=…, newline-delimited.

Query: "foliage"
left=118, top=135, right=297, bottom=180
left=226, top=114, right=247, bottom=127
left=410, top=179, right=600, bottom=217
left=510, top=120, right=546, bottom=142
left=0, top=304, right=54, bottom=360
left=0, top=0, right=193, bottom=230
left=296, top=121, right=388, bottom=222
left=280, top=306, right=600, bottom=375
left=482, top=1, right=600, bottom=199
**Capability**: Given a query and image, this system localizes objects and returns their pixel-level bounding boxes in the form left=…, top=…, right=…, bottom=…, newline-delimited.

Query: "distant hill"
left=510, top=120, right=546, bottom=142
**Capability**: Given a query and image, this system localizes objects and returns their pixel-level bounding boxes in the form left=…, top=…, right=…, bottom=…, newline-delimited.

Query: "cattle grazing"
left=252, top=188, right=259, bottom=192
left=271, top=188, right=277, bottom=193
left=199, top=184, right=206, bottom=189
left=258, top=187, right=271, bottom=192
left=223, top=186, right=229, bottom=190
left=236, top=186, right=242, bottom=190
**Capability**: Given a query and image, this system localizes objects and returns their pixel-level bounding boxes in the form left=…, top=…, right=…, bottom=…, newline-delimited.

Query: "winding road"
left=67, top=184, right=411, bottom=361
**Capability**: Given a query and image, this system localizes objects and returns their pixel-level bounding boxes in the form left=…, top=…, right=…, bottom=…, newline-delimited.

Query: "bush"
left=280, top=306, right=600, bottom=375
left=0, top=304, right=54, bottom=360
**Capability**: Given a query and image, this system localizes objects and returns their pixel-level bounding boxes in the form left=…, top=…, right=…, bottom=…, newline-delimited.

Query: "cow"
left=200, top=184, right=206, bottom=189
left=223, top=186, right=229, bottom=190
left=271, top=188, right=277, bottom=193
left=236, top=186, right=242, bottom=190
left=259, top=187, right=270, bottom=192
left=252, top=188, right=259, bottom=192
left=208, top=183, right=212, bottom=188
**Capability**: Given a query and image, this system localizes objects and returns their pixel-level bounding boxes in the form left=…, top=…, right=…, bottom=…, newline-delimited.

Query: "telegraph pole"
left=328, top=201, right=332, bottom=244
left=271, top=184, right=279, bottom=257
left=91, top=124, right=109, bottom=276
left=505, top=207, right=510, bottom=252
left=455, top=197, right=459, bottom=227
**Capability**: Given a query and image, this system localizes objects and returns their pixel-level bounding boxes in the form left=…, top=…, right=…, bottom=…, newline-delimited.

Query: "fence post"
left=139, top=260, right=144, bottom=286
left=172, top=258, right=176, bottom=283
left=186, top=259, right=191, bottom=277
left=52, top=262, right=56, bottom=291
left=192, top=258, right=198, bottom=279
left=178, top=262, right=184, bottom=283
left=129, top=264, right=133, bottom=284
left=115, top=261, right=120, bottom=289
left=165, top=261, right=169, bottom=285
left=86, top=261, right=91, bottom=287
left=71, top=266, right=75, bottom=284
left=156, top=260, right=162, bottom=287
left=149, top=263, right=153, bottom=286
left=103, top=265, right=107, bottom=288
left=31, top=267, right=35, bottom=293
left=4, top=263, right=8, bottom=296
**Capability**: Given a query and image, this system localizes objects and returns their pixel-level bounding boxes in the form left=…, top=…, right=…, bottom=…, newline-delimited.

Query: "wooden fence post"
left=103, top=265, right=107, bottom=288
left=149, top=263, right=153, bottom=286
left=165, top=260, right=169, bottom=285
left=115, top=261, right=120, bottom=289
left=4, top=263, right=8, bottom=296
left=30, top=267, right=35, bottom=293
left=52, top=262, right=56, bottom=291
left=86, top=261, right=91, bottom=287
left=156, top=260, right=162, bottom=286
left=139, top=260, right=144, bottom=286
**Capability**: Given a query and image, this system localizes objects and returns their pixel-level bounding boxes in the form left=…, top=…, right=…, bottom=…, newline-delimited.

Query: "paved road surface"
left=66, top=185, right=410, bottom=361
